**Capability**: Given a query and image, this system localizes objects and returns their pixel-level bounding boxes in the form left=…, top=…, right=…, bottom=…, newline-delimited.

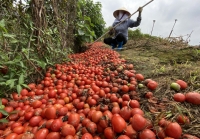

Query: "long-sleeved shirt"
left=112, top=16, right=141, bottom=40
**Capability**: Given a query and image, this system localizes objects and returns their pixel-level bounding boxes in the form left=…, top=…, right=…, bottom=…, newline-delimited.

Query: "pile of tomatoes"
left=0, top=42, right=199, bottom=139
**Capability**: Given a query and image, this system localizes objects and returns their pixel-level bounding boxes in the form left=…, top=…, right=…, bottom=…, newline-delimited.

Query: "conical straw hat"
left=113, top=7, right=131, bottom=18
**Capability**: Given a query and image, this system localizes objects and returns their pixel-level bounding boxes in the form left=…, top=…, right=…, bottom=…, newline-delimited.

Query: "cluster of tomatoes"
left=0, top=42, right=199, bottom=139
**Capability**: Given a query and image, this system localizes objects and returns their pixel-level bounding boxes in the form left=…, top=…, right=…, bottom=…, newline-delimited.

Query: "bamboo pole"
left=150, top=20, right=156, bottom=36
left=168, top=19, right=177, bottom=38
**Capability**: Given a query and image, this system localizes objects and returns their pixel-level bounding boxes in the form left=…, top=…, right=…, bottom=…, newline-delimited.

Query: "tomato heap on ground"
left=0, top=42, right=199, bottom=139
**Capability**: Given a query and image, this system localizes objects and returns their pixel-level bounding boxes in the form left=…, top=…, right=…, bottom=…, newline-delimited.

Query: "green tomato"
left=170, top=82, right=181, bottom=91
left=138, top=83, right=144, bottom=89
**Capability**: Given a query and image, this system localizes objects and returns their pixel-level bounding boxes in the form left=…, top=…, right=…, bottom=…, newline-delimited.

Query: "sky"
left=92, top=0, right=200, bottom=46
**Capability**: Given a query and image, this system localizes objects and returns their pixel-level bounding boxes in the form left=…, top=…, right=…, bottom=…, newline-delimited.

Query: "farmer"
left=104, top=7, right=143, bottom=50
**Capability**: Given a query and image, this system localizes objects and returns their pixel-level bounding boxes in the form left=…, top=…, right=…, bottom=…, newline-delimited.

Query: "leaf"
left=10, top=39, right=19, bottom=44
left=10, top=81, right=15, bottom=88
left=0, top=82, right=6, bottom=85
left=37, top=61, right=46, bottom=69
left=17, top=84, right=22, bottom=95
left=23, top=23, right=28, bottom=29
left=78, top=29, right=85, bottom=35
left=0, top=118, right=8, bottom=123
left=0, top=99, right=2, bottom=105
left=21, top=84, right=30, bottom=89
left=6, top=79, right=17, bottom=85
left=18, top=74, right=24, bottom=84
left=0, top=19, right=7, bottom=32
left=9, top=110, right=19, bottom=114
left=3, top=33, right=16, bottom=39
left=0, top=19, right=5, bottom=27
left=20, top=61, right=25, bottom=68
left=53, top=27, right=57, bottom=33
left=0, top=109, right=9, bottom=116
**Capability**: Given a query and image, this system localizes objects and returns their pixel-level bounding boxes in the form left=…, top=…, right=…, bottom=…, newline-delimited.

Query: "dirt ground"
left=116, top=39, right=200, bottom=137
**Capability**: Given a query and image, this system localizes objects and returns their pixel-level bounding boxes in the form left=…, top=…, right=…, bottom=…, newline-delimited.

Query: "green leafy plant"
left=75, top=0, right=105, bottom=46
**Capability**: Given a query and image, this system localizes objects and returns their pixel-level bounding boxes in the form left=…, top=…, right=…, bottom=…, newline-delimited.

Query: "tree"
left=75, top=0, right=105, bottom=51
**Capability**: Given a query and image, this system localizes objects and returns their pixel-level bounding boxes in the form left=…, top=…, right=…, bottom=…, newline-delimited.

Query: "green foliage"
left=128, top=28, right=144, bottom=39
left=0, top=0, right=105, bottom=97
left=75, top=0, right=105, bottom=45
left=0, top=99, right=9, bottom=123
left=0, top=0, right=73, bottom=97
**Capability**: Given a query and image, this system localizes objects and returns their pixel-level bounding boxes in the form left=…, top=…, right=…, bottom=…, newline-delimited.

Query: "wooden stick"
left=88, top=0, right=154, bottom=46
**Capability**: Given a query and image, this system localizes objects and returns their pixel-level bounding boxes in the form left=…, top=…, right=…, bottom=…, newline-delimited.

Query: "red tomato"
left=81, top=133, right=93, bottom=139
left=185, top=92, right=200, bottom=105
left=4, top=106, right=14, bottom=113
left=50, top=119, right=63, bottom=132
left=182, top=134, right=199, bottom=139
left=119, top=106, right=132, bottom=121
left=85, top=122, right=97, bottom=134
left=103, top=110, right=113, bottom=119
left=121, top=85, right=129, bottom=93
left=57, top=107, right=68, bottom=116
left=61, top=124, right=76, bottom=136
left=92, top=111, right=103, bottom=123
left=104, top=127, right=116, bottom=139
left=173, top=93, right=186, bottom=102
left=5, top=133, right=18, bottom=139
left=111, top=114, right=127, bottom=133
left=65, top=135, right=75, bottom=139
left=165, top=122, right=182, bottom=139
left=139, top=129, right=156, bottom=139
left=129, top=100, right=140, bottom=108
left=122, top=94, right=130, bottom=101
left=176, top=80, right=187, bottom=89
left=112, top=106, right=120, bottom=114
left=98, top=116, right=109, bottom=129
left=29, top=116, right=42, bottom=127
left=68, top=113, right=80, bottom=127
left=48, top=90, right=56, bottom=98
left=2, top=98, right=8, bottom=105
left=147, top=81, right=158, bottom=90
left=35, top=128, right=49, bottom=139
left=19, top=132, right=34, bottom=139
left=117, top=135, right=130, bottom=139
left=13, top=126, right=25, bottom=134
left=28, top=83, right=36, bottom=90
left=131, top=108, right=144, bottom=116
left=8, top=113, right=19, bottom=121
left=31, top=100, right=42, bottom=108
left=20, top=89, right=28, bottom=96
left=46, top=132, right=61, bottom=139
left=12, top=93, right=21, bottom=101
left=145, top=92, right=153, bottom=99
left=176, top=115, right=190, bottom=124
left=24, top=111, right=34, bottom=121
left=154, top=126, right=166, bottom=139
left=124, top=125, right=137, bottom=139
left=131, top=114, right=147, bottom=131
left=135, top=73, right=144, bottom=81
left=46, top=119, right=54, bottom=129
left=45, top=107, right=57, bottom=119
left=10, top=122, right=22, bottom=130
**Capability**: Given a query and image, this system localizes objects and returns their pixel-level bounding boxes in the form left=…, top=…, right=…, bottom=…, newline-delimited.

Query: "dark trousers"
left=104, top=33, right=127, bottom=46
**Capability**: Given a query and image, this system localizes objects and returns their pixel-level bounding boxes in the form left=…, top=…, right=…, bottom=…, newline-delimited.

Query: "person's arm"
left=129, top=7, right=143, bottom=27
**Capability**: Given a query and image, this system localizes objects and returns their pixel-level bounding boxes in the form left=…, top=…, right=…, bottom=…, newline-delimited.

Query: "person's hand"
left=138, top=7, right=143, bottom=13
left=108, top=28, right=115, bottom=36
